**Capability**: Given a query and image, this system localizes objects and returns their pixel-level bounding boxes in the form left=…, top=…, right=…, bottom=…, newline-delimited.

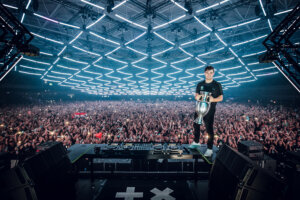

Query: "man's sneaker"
left=204, top=148, right=213, bottom=157
left=188, top=141, right=201, bottom=149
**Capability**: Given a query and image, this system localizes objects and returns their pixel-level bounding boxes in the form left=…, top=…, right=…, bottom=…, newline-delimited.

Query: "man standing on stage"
left=189, top=66, right=223, bottom=157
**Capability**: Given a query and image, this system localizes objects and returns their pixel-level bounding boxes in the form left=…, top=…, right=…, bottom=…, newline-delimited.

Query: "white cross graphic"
left=115, top=187, right=143, bottom=200
left=150, top=187, right=175, bottom=200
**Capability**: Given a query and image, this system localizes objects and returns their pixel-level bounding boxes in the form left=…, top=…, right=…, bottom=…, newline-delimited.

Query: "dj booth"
left=1, top=142, right=287, bottom=200
left=67, top=143, right=213, bottom=180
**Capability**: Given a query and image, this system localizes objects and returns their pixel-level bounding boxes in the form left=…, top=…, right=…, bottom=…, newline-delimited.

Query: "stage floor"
left=75, top=178, right=209, bottom=200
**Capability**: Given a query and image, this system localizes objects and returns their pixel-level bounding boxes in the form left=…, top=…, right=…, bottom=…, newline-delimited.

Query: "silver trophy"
left=194, top=91, right=211, bottom=124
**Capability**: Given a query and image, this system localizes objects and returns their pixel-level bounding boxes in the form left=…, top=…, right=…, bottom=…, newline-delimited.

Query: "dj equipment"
left=238, top=140, right=264, bottom=160
left=68, top=143, right=212, bottom=180
left=97, top=143, right=185, bottom=158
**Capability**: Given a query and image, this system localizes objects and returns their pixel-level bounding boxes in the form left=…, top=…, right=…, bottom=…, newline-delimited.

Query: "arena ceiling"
left=1, top=0, right=299, bottom=95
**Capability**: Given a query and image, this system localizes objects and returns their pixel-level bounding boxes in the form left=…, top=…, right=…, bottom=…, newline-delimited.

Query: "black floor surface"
left=75, top=178, right=209, bottom=200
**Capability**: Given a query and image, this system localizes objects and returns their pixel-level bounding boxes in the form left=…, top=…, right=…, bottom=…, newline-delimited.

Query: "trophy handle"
left=197, top=91, right=212, bottom=103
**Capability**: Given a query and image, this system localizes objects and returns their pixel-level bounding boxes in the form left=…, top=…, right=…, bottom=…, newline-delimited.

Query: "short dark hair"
left=205, top=66, right=214, bottom=72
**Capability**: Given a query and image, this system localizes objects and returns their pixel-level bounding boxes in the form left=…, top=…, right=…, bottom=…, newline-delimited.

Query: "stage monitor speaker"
left=23, top=142, right=75, bottom=200
left=284, top=151, right=300, bottom=200
left=0, top=166, right=37, bottom=200
left=209, top=145, right=285, bottom=200
left=0, top=152, right=11, bottom=171
left=23, top=142, right=70, bottom=183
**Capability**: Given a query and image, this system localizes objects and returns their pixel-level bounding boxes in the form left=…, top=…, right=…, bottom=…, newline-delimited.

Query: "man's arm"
left=210, top=82, right=223, bottom=102
left=209, top=95, right=223, bottom=103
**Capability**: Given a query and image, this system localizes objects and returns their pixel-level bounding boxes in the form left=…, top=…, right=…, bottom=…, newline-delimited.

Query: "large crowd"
left=0, top=101, right=299, bottom=158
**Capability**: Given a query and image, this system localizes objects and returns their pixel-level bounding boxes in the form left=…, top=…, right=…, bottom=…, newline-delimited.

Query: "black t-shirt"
left=195, top=80, right=223, bottom=110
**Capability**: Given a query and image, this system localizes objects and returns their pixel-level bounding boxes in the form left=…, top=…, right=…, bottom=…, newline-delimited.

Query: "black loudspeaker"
left=0, top=166, right=37, bottom=200
left=254, top=155, right=277, bottom=174
left=284, top=151, right=300, bottom=200
left=23, top=142, right=75, bottom=200
left=209, top=145, right=285, bottom=200
left=0, top=152, right=11, bottom=171
left=238, top=140, right=264, bottom=160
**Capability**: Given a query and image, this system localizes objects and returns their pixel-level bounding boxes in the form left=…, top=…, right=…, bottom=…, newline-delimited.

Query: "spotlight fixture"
left=201, top=17, right=206, bottom=23
left=32, top=0, right=39, bottom=12
left=255, top=5, right=261, bottom=16
left=184, top=0, right=193, bottom=15
left=20, top=44, right=40, bottom=57
left=258, top=51, right=277, bottom=63
left=107, top=0, right=114, bottom=13
left=145, top=0, right=154, bottom=17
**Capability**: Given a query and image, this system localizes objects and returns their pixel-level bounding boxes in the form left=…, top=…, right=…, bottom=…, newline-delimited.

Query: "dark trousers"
left=193, top=108, right=215, bottom=149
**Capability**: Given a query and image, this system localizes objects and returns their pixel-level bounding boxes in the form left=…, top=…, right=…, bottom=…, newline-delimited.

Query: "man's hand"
left=195, top=94, right=203, bottom=101
left=209, top=96, right=214, bottom=102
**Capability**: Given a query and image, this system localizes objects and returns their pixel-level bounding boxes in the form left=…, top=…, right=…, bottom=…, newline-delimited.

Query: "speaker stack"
left=0, top=142, right=75, bottom=200
left=209, top=145, right=285, bottom=200
left=0, top=165, right=37, bottom=200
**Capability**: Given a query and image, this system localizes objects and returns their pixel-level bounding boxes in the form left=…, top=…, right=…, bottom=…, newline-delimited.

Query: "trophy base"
left=194, top=118, right=203, bottom=125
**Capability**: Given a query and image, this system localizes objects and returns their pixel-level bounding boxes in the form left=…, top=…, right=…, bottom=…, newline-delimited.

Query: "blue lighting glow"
left=81, top=0, right=104, bottom=10
left=31, top=32, right=64, bottom=45
left=33, top=13, right=80, bottom=29
left=12, top=0, right=292, bottom=95
left=196, top=0, right=229, bottom=13
left=3, top=4, right=18, bottom=9
left=115, top=14, right=147, bottom=30
left=218, top=18, right=261, bottom=31
left=154, top=15, right=186, bottom=30
left=232, top=35, right=268, bottom=46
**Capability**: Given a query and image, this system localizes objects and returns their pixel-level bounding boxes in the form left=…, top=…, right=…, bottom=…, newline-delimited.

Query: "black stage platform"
left=1, top=142, right=292, bottom=200
left=75, top=178, right=209, bottom=200
left=67, top=143, right=215, bottom=199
